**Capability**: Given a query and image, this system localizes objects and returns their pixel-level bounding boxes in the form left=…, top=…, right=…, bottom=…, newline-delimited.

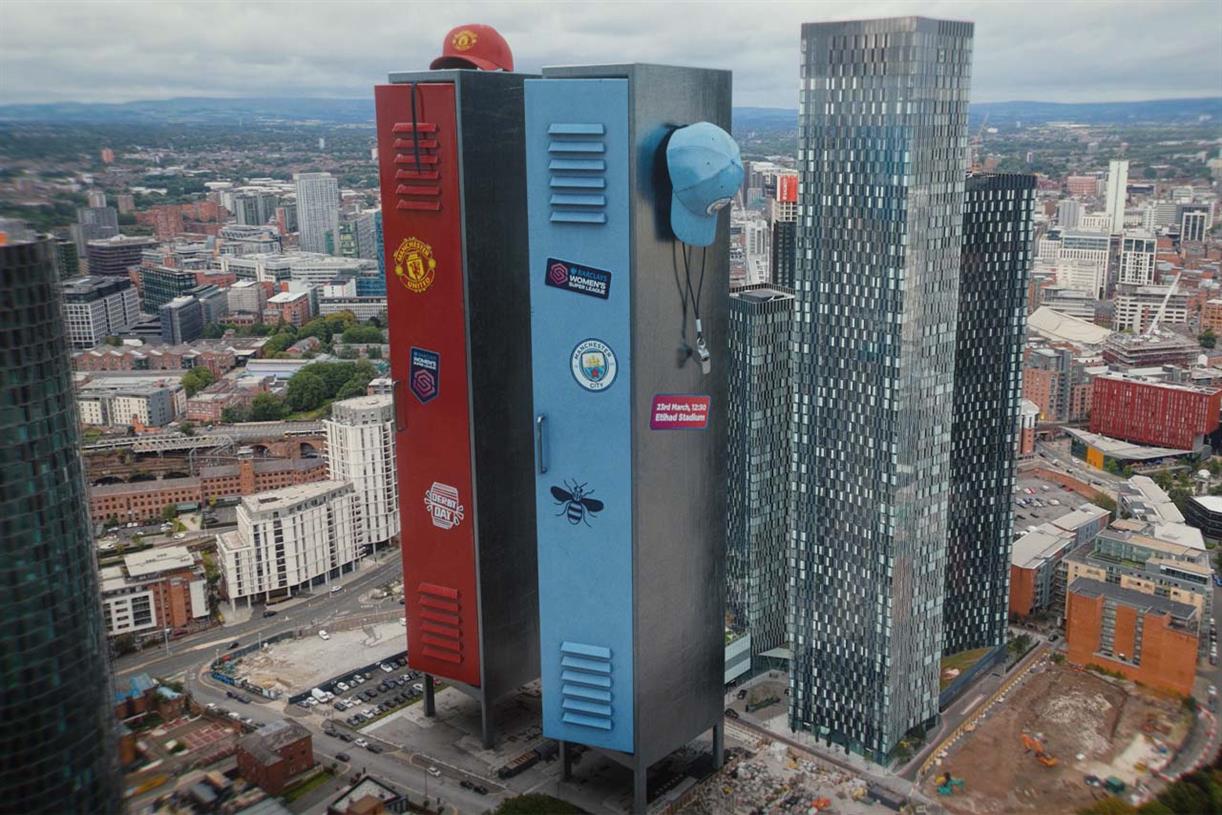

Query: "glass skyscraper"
left=943, top=173, right=1035, bottom=655
left=1, top=236, right=121, bottom=812
left=727, top=285, right=794, bottom=670
left=789, top=16, right=974, bottom=761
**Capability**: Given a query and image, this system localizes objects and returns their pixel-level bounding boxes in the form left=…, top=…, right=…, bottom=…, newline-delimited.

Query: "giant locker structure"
left=525, top=64, right=732, bottom=812
left=374, top=69, right=539, bottom=748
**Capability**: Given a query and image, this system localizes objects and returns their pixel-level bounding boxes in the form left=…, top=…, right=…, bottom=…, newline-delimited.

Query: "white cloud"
left=0, top=0, right=1218, bottom=106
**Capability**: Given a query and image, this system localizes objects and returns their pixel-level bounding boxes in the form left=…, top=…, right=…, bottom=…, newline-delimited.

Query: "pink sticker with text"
left=650, top=394, right=711, bottom=430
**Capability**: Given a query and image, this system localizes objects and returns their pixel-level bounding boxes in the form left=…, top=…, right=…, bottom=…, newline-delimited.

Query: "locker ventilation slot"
left=416, top=582, right=462, bottom=663
left=547, top=123, right=607, bottom=225
left=392, top=121, right=443, bottom=212
left=559, top=641, right=614, bottom=730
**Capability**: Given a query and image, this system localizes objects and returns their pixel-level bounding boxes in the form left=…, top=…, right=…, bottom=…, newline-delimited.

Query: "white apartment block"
left=1117, top=234, right=1157, bottom=286
left=1182, top=207, right=1213, bottom=243
left=218, top=480, right=360, bottom=609
left=1144, top=200, right=1180, bottom=231
left=325, top=395, right=398, bottom=548
left=1077, top=213, right=1112, bottom=233
left=227, top=280, right=267, bottom=315
left=294, top=172, right=341, bottom=255
left=77, top=385, right=181, bottom=427
left=1112, top=285, right=1189, bottom=333
left=1052, top=258, right=1108, bottom=299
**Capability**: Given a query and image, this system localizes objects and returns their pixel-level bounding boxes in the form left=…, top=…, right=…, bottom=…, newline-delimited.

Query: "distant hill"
left=0, top=95, right=1217, bottom=128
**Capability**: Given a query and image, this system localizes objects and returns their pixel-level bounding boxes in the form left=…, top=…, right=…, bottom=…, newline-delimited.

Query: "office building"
left=227, top=279, right=267, bottom=318
left=1090, top=375, right=1221, bottom=450
left=1066, top=578, right=1199, bottom=696
left=1180, top=204, right=1212, bottom=243
left=99, top=546, right=209, bottom=639
left=217, top=481, right=360, bottom=610
left=317, top=295, right=387, bottom=323
left=219, top=224, right=282, bottom=255
left=76, top=205, right=120, bottom=248
left=1118, top=475, right=1185, bottom=525
left=264, top=290, right=312, bottom=327
left=1056, top=199, right=1081, bottom=230
left=1066, top=175, right=1101, bottom=198
left=294, top=172, right=340, bottom=254
left=0, top=235, right=120, bottom=812
left=159, top=296, right=204, bottom=344
left=61, top=275, right=141, bottom=349
left=324, top=396, right=398, bottom=550
left=55, top=236, right=80, bottom=278
left=1038, top=286, right=1097, bottom=321
left=1104, top=159, right=1129, bottom=233
left=1144, top=200, right=1180, bottom=231
left=1112, top=284, right=1189, bottom=333
left=85, top=234, right=156, bottom=277
left=1008, top=505, right=1110, bottom=619
left=1184, top=496, right=1222, bottom=542
left=1102, top=332, right=1198, bottom=368
left=944, top=173, right=1035, bottom=656
left=140, top=265, right=198, bottom=314
left=790, top=16, right=973, bottom=762
left=726, top=286, right=793, bottom=675
left=187, top=283, right=229, bottom=324
left=1117, top=233, right=1157, bottom=286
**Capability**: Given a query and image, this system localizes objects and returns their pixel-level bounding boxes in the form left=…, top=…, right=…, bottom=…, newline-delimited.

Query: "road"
left=113, top=550, right=404, bottom=681
left=1034, top=439, right=1122, bottom=490
left=899, top=640, right=1050, bottom=781
left=183, top=646, right=496, bottom=815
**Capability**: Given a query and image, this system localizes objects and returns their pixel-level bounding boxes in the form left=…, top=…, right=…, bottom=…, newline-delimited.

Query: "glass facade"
left=139, top=264, right=197, bottom=314
left=770, top=220, right=797, bottom=289
left=790, top=16, right=973, bottom=761
left=0, top=237, right=120, bottom=812
left=943, top=173, right=1035, bottom=656
left=727, top=286, right=794, bottom=664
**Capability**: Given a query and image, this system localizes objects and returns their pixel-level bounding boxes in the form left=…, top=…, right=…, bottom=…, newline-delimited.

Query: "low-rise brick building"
left=1066, top=577, right=1200, bottom=696
left=236, top=719, right=314, bottom=795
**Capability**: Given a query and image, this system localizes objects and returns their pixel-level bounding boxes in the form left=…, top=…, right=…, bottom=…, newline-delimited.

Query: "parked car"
left=367, top=744, right=384, bottom=754
left=227, top=641, right=240, bottom=650
left=427, top=766, right=442, bottom=778
left=262, top=610, right=277, bottom=618
left=380, top=663, right=394, bottom=673
left=330, top=585, right=343, bottom=594
left=336, top=752, right=351, bottom=762
left=337, top=732, right=353, bottom=742
left=337, top=682, right=350, bottom=692
left=318, top=630, right=330, bottom=640
left=724, top=708, right=739, bottom=719
left=354, top=738, right=369, bottom=748
left=412, top=683, right=423, bottom=692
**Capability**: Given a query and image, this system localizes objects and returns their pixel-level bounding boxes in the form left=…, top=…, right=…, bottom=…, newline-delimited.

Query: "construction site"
left=921, top=659, right=1191, bottom=814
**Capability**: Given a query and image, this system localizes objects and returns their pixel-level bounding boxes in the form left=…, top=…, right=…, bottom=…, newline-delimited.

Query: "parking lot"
left=292, top=654, right=432, bottom=742
left=1013, top=475, right=1082, bottom=532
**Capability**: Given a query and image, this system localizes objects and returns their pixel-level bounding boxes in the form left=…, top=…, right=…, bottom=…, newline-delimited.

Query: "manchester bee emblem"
left=452, top=29, right=478, bottom=51
left=393, top=237, right=436, bottom=293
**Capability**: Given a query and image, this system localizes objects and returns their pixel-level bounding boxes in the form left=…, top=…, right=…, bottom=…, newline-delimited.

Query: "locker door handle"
left=536, top=414, right=548, bottom=475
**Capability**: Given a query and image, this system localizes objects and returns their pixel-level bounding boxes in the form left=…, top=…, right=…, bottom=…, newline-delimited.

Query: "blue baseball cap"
left=666, top=122, right=744, bottom=247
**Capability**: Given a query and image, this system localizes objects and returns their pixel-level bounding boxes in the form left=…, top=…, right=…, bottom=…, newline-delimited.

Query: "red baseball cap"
left=429, top=24, right=514, bottom=72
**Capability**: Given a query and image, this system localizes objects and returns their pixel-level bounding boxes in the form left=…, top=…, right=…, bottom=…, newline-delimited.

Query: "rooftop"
left=1012, top=525, right=1075, bottom=570
left=1063, top=427, right=1194, bottom=460
left=237, top=719, right=310, bottom=766
left=240, top=480, right=351, bottom=515
left=1050, top=504, right=1111, bottom=532
left=1069, top=576, right=1198, bottom=621
left=1027, top=306, right=1112, bottom=346
left=124, top=545, right=195, bottom=577
left=1120, top=475, right=1186, bottom=523
left=1095, top=373, right=1221, bottom=396
left=1189, top=494, right=1222, bottom=514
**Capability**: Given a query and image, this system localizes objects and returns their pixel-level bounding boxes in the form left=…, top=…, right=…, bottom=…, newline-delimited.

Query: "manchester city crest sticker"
left=570, top=338, right=617, bottom=392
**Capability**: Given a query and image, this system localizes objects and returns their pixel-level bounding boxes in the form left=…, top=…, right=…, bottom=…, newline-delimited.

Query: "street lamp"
left=163, top=627, right=172, bottom=655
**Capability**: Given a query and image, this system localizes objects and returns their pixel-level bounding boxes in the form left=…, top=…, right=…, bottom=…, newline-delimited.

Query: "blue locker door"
left=525, top=78, right=633, bottom=754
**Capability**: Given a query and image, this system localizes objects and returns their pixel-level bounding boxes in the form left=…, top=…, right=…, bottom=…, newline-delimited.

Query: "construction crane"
left=1144, top=271, right=1183, bottom=337
left=970, top=111, right=990, bottom=171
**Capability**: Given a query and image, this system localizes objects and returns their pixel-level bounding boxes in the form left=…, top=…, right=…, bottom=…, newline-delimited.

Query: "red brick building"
left=1066, top=577, right=1199, bottom=696
left=264, top=290, right=312, bottom=327
left=1089, top=375, right=1222, bottom=449
left=236, top=719, right=313, bottom=795
left=90, top=457, right=327, bottom=523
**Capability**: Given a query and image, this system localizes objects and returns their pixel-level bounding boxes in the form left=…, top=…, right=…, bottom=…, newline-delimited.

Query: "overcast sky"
left=2, top=1, right=1220, bottom=107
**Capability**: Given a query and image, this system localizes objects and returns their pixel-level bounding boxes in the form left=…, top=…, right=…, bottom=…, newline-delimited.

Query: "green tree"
left=250, top=392, right=287, bottom=421
left=113, top=633, right=138, bottom=656
left=161, top=504, right=179, bottom=522
left=334, top=378, right=367, bottom=401
left=341, top=324, right=385, bottom=344
left=221, top=405, right=252, bottom=423
left=104, top=335, right=122, bottom=347
left=202, top=323, right=227, bottom=339
left=1201, top=329, right=1217, bottom=349
left=181, top=367, right=216, bottom=397
left=179, top=421, right=195, bottom=436
left=286, top=370, right=328, bottom=412
left=367, top=346, right=382, bottom=360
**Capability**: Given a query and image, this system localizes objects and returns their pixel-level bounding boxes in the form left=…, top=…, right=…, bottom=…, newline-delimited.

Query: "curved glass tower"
left=0, top=235, right=120, bottom=812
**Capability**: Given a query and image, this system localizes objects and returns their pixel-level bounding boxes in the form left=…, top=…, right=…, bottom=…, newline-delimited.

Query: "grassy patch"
left=940, top=646, right=993, bottom=690
left=281, top=768, right=333, bottom=802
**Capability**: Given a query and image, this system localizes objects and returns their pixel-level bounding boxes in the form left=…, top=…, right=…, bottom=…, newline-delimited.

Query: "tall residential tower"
left=789, top=16, right=974, bottom=761
left=0, top=235, right=121, bottom=811
left=942, top=173, right=1035, bottom=656
left=294, top=172, right=341, bottom=254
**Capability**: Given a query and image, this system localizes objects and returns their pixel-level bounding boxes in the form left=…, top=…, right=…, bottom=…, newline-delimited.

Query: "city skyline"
left=1, top=1, right=1220, bottom=107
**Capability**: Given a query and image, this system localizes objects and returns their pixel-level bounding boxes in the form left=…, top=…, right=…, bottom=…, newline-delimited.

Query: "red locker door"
left=375, top=82, right=480, bottom=688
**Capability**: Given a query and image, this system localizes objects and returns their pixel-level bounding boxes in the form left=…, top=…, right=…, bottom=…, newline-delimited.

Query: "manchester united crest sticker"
left=393, top=237, right=436, bottom=293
